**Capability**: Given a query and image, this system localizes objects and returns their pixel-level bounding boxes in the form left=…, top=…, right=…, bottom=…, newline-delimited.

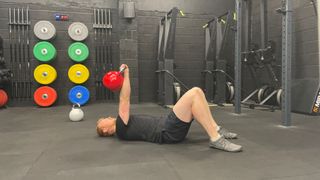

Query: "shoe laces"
left=218, top=137, right=229, bottom=148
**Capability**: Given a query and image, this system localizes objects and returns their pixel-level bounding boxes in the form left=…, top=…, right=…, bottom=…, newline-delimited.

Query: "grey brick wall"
left=136, top=0, right=234, bottom=14
left=137, top=11, right=226, bottom=102
left=137, top=1, right=235, bottom=102
left=0, top=0, right=118, bottom=8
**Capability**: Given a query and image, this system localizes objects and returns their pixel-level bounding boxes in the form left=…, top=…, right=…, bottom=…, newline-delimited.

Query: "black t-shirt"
left=116, top=114, right=166, bottom=143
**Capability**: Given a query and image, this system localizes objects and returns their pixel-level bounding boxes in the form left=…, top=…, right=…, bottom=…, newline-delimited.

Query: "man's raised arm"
left=118, top=64, right=131, bottom=125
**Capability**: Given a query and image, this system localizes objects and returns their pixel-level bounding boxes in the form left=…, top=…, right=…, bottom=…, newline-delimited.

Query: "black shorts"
left=161, top=111, right=193, bottom=144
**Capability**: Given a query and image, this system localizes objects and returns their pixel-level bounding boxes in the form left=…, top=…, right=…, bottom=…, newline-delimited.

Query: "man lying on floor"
left=96, top=64, right=242, bottom=152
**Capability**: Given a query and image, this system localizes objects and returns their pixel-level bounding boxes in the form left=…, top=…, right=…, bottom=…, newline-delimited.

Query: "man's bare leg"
left=173, top=87, right=242, bottom=152
left=173, top=87, right=220, bottom=140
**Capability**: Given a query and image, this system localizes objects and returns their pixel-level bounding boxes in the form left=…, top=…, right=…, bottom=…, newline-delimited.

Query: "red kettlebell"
left=102, top=67, right=126, bottom=92
left=0, top=89, right=8, bottom=108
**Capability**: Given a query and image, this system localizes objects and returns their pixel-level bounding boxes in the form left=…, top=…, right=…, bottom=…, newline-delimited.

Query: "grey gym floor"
left=1, top=103, right=320, bottom=180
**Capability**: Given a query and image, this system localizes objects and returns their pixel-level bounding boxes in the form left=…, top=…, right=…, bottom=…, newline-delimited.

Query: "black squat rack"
left=156, top=7, right=188, bottom=107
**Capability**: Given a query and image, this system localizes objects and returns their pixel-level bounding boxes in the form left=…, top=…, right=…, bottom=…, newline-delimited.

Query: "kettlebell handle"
left=119, top=66, right=127, bottom=73
left=72, top=103, right=81, bottom=108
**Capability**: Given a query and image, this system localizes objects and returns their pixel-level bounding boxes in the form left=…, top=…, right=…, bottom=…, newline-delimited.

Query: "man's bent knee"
left=190, top=87, right=203, bottom=95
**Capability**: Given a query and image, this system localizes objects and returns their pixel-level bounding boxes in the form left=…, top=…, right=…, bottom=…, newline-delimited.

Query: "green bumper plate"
left=33, top=41, right=57, bottom=62
left=68, top=42, right=89, bottom=62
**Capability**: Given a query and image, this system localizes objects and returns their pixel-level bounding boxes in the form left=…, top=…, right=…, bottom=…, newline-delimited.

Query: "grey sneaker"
left=209, top=136, right=242, bottom=152
left=218, top=126, right=238, bottom=139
